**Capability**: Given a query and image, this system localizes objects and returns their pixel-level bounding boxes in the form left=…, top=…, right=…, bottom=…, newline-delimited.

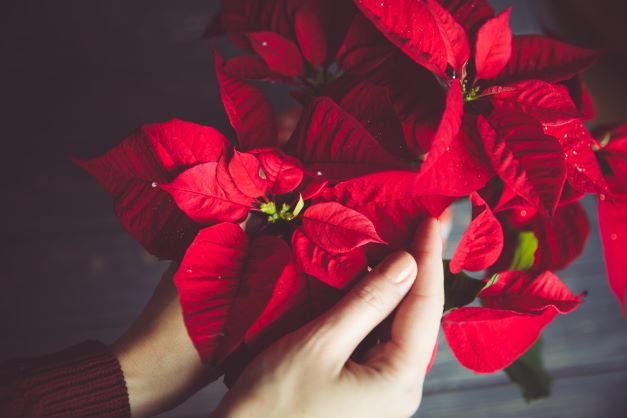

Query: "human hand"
left=111, top=263, right=217, bottom=418
left=211, top=218, right=444, bottom=418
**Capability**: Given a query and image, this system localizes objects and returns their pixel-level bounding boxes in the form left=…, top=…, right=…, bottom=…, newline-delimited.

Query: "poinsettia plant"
left=77, top=0, right=626, bottom=401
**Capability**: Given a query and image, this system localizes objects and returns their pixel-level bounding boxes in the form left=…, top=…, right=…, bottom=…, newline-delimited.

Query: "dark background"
left=1, top=1, right=626, bottom=416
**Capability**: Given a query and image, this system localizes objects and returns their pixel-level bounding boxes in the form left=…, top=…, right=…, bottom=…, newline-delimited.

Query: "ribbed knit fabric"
left=0, top=340, right=130, bottom=418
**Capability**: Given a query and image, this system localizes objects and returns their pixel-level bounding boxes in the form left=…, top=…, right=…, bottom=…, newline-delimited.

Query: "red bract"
left=74, top=120, right=230, bottom=259
left=450, top=193, right=503, bottom=274
left=443, top=270, right=582, bottom=372
left=595, top=126, right=627, bottom=312
left=353, top=0, right=469, bottom=76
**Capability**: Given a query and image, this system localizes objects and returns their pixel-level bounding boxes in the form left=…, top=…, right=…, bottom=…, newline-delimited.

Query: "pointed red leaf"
left=217, top=236, right=295, bottom=360
left=224, top=150, right=267, bottom=198
left=302, top=202, right=384, bottom=253
left=161, top=162, right=252, bottom=224
left=339, top=83, right=407, bottom=159
left=532, top=201, right=590, bottom=271
left=288, top=97, right=402, bottom=180
left=292, top=229, right=367, bottom=289
left=442, top=306, right=557, bottom=373
left=74, top=119, right=231, bottom=259
left=175, top=226, right=292, bottom=363
left=246, top=31, right=304, bottom=77
left=245, top=257, right=308, bottom=344
left=418, top=79, right=464, bottom=173
left=214, top=51, right=278, bottom=151
left=417, top=117, right=495, bottom=196
left=450, top=193, right=504, bottom=273
left=424, top=0, right=470, bottom=73
left=496, top=35, right=600, bottom=84
left=478, top=111, right=566, bottom=215
left=250, top=148, right=304, bottom=195
left=598, top=199, right=627, bottom=312
left=353, top=0, right=468, bottom=75
left=492, top=80, right=581, bottom=125
left=174, top=223, right=248, bottom=361
left=294, top=4, right=328, bottom=66
left=481, top=271, right=583, bottom=314
left=438, top=0, right=494, bottom=33
left=474, top=8, right=512, bottom=80
left=544, top=120, right=609, bottom=194
left=322, top=171, right=455, bottom=250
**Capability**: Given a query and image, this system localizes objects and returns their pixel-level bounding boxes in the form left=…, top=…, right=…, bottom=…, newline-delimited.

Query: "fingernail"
left=378, top=251, right=417, bottom=284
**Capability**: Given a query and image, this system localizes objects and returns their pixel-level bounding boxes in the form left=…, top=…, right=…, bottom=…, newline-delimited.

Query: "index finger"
left=387, top=218, right=445, bottom=374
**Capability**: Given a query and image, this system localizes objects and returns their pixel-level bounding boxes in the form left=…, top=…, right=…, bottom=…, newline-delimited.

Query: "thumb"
left=309, top=251, right=417, bottom=364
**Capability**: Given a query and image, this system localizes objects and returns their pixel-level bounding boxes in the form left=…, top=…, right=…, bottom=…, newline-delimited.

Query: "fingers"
left=385, top=218, right=444, bottom=374
left=309, top=251, right=418, bottom=365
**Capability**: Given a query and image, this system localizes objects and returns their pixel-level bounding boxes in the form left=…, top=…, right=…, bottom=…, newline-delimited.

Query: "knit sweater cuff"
left=0, top=340, right=130, bottom=418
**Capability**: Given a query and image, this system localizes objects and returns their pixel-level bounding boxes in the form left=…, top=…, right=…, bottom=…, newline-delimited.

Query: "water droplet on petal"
left=520, top=209, right=527, bottom=217
left=445, top=146, right=450, bottom=152
left=261, top=41, right=268, bottom=47
left=217, top=275, right=223, bottom=280
left=187, top=268, right=193, bottom=273
left=151, top=181, right=158, bottom=188
left=380, top=1, right=384, bottom=6
left=316, top=171, right=323, bottom=176
left=572, top=150, right=577, bottom=156
left=600, top=193, right=607, bottom=201
left=610, top=233, right=618, bottom=241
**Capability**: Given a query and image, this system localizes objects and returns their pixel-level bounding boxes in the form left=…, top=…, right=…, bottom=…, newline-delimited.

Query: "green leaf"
left=509, top=231, right=538, bottom=271
left=504, top=337, right=553, bottom=402
left=483, top=273, right=499, bottom=290
left=444, top=260, right=486, bottom=311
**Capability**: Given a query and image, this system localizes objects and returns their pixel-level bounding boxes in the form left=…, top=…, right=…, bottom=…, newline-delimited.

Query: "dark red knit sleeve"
left=0, top=340, right=130, bottom=418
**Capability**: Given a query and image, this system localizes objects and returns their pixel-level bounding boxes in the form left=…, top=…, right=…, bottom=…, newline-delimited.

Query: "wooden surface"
left=1, top=1, right=626, bottom=417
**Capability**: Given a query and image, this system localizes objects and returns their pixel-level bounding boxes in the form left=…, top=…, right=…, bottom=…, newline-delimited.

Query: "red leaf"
left=288, top=97, right=402, bottom=180
left=424, top=0, right=471, bottom=73
left=478, top=111, right=566, bottom=215
left=219, top=236, right=295, bottom=359
left=474, top=8, right=512, bottom=80
left=532, top=201, right=590, bottom=271
left=294, top=4, right=328, bottom=66
left=442, top=306, right=556, bottom=373
left=339, top=83, right=407, bottom=159
left=438, top=0, right=494, bottom=33
left=336, top=13, right=389, bottom=73
left=246, top=31, right=304, bottom=77
left=245, top=257, right=307, bottom=344
left=223, top=150, right=267, bottom=198
left=417, top=117, right=495, bottom=196
left=418, top=79, right=464, bottom=174
left=214, top=51, right=278, bottom=150
left=250, top=148, right=304, bottom=195
left=322, top=171, right=455, bottom=250
left=175, top=226, right=292, bottom=363
left=496, top=35, right=600, bottom=84
left=492, top=80, right=581, bottom=125
left=450, top=193, right=504, bottom=273
left=598, top=199, right=627, bottom=312
left=161, top=162, right=252, bottom=224
left=292, top=229, right=367, bottom=289
left=302, top=202, right=384, bottom=252
left=544, top=120, right=609, bottom=194
left=174, top=223, right=248, bottom=362
left=481, top=271, right=583, bottom=314
left=353, top=0, right=469, bottom=75
left=74, top=119, right=230, bottom=259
